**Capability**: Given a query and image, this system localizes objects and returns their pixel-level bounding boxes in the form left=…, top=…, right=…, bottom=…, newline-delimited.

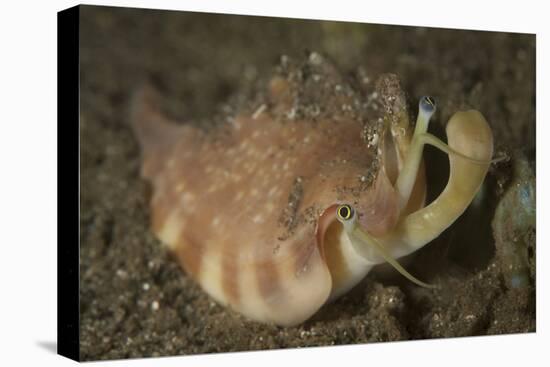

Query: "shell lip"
left=315, top=204, right=340, bottom=260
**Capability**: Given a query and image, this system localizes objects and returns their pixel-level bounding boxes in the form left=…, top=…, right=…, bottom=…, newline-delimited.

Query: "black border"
left=57, top=5, right=80, bottom=362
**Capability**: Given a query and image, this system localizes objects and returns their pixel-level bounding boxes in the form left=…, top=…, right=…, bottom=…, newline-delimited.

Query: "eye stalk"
left=335, top=203, right=436, bottom=289
left=395, top=96, right=437, bottom=211
left=336, top=204, right=355, bottom=222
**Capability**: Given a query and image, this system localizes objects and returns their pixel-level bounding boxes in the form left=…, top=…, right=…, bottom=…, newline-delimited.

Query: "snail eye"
left=420, top=96, right=437, bottom=113
left=337, top=204, right=354, bottom=221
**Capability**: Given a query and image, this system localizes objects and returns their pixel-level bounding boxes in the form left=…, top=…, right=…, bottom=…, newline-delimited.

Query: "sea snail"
left=132, top=84, right=494, bottom=326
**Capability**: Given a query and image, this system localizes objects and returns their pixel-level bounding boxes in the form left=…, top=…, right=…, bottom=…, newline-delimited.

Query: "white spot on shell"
left=233, top=156, right=243, bottom=165
left=175, top=182, right=185, bottom=193
left=252, top=104, right=267, bottom=120
left=286, top=108, right=296, bottom=120
left=181, top=193, right=195, bottom=206
left=252, top=214, right=264, bottom=224
left=231, top=118, right=242, bottom=130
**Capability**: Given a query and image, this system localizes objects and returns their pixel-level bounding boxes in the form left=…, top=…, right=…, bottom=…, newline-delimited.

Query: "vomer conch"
left=131, top=65, right=494, bottom=326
